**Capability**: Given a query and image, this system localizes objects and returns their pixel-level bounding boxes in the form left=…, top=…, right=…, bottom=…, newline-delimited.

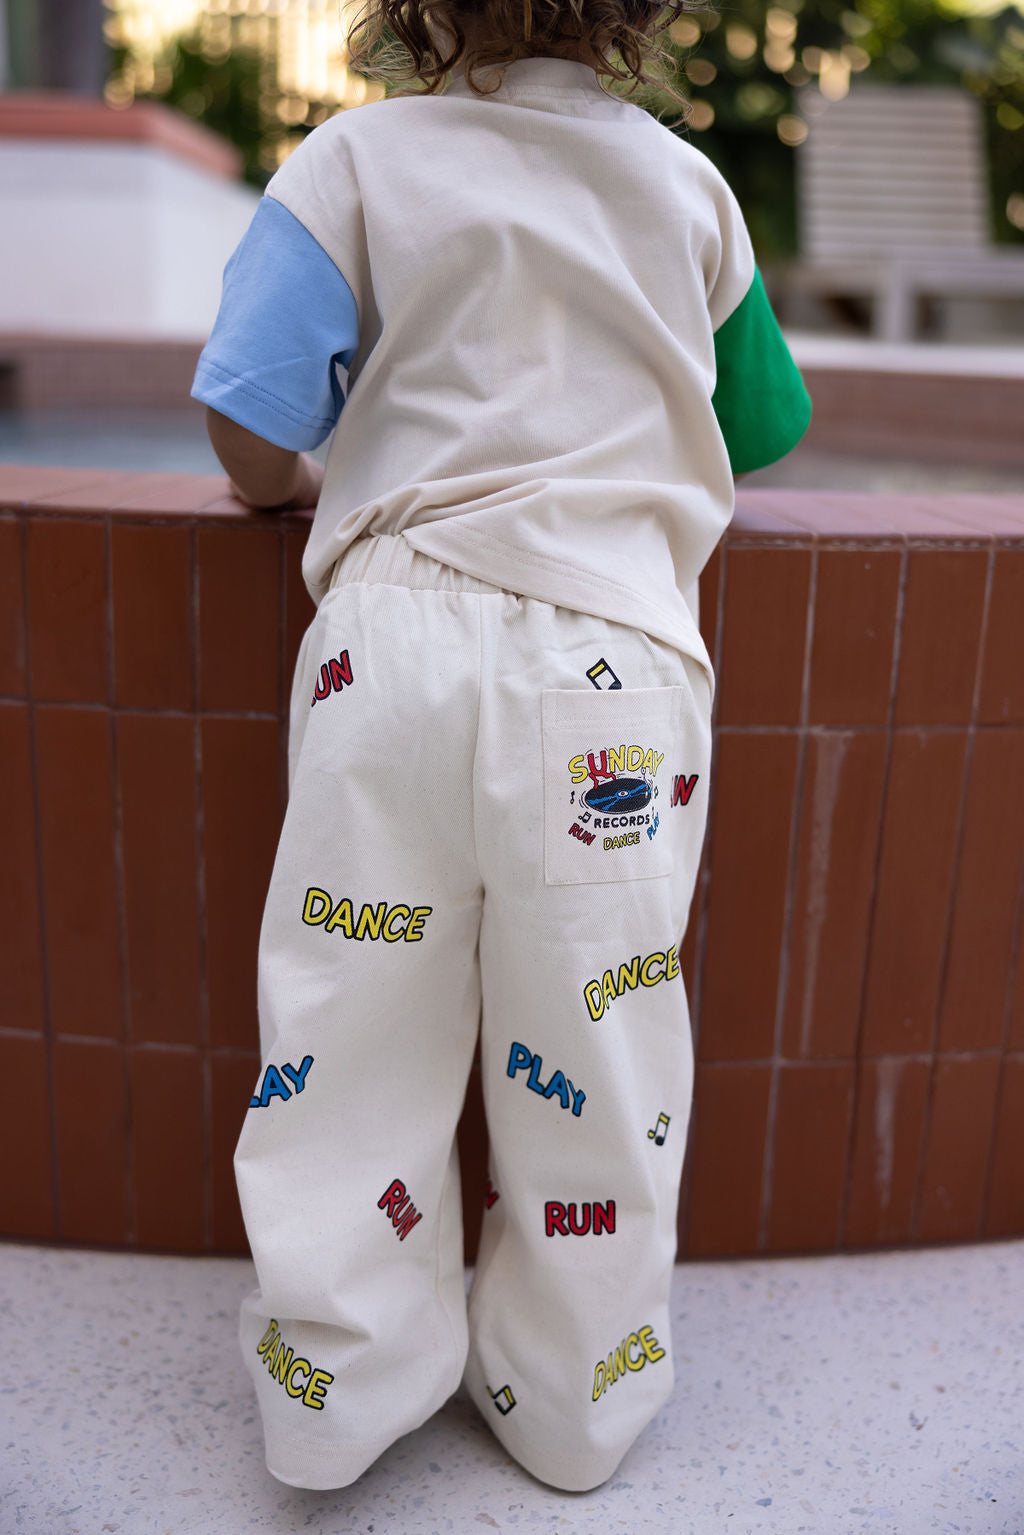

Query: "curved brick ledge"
left=0, top=90, right=242, bottom=179
left=2, top=466, right=1022, bottom=1261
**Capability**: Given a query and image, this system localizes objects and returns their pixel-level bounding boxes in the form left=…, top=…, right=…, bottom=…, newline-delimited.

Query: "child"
left=191, top=0, right=812, bottom=1495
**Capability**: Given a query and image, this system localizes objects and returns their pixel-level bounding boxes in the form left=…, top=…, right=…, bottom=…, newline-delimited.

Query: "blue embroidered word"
left=646, top=811, right=660, bottom=841
left=507, top=1042, right=586, bottom=1116
left=250, top=1055, right=314, bottom=1108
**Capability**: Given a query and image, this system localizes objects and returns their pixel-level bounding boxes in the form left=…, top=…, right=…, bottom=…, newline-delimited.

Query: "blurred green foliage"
left=107, top=28, right=284, bottom=186
left=651, top=0, right=1024, bottom=257
left=114, top=0, right=1024, bottom=258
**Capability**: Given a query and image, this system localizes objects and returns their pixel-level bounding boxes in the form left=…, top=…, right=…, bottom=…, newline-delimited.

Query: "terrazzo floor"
left=1, top=1238, right=1021, bottom=1535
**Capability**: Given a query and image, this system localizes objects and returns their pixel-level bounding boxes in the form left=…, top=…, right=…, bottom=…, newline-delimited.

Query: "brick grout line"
left=689, top=543, right=726, bottom=1058
left=105, top=515, right=136, bottom=1246
left=192, top=525, right=214, bottom=1253
left=980, top=843, right=1024, bottom=1238
left=679, top=1048, right=1018, bottom=1068
left=926, top=545, right=991, bottom=1241
left=0, top=1029, right=262, bottom=1056
left=10, top=1031, right=1005, bottom=1065
left=20, top=510, right=61, bottom=1240
left=713, top=722, right=1024, bottom=735
left=757, top=540, right=818, bottom=1254
left=977, top=546, right=1023, bottom=1238
left=896, top=570, right=936, bottom=1247
left=905, top=543, right=996, bottom=1245
left=0, top=695, right=281, bottom=721
left=844, top=545, right=909, bottom=1245
left=727, top=537, right=1021, bottom=553
left=12, top=695, right=1024, bottom=732
left=678, top=540, right=726, bottom=1255
left=277, top=524, right=289, bottom=817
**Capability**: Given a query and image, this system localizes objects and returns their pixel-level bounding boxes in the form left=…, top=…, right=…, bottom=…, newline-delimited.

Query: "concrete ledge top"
left=0, top=89, right=243, bottom=180
left=1, top=464, right=1023, bottom=540
left=731, top=487, right=1024, bottom=540
left=784, top=330, right=1024, bottom=379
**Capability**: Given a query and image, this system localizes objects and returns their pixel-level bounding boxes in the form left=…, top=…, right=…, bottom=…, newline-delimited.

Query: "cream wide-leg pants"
left=233, top=532, right=713, bottom=1493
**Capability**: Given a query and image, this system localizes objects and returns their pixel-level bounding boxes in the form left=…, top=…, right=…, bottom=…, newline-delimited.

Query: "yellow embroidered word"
left=302, top=888, right=433, bottom=942
left=255, top=1319, right=334, bottom=1410
left=603, top=831, right=640, bottom=850
left=592, top=1324, right=666, bottom=1401
left=567, top=745, right=665, bottom=785
left=584, top=944, right=680, bottom=1021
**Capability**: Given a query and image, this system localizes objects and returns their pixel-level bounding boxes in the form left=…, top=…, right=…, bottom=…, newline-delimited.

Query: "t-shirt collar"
left=443, top=55, right=613, bottom=99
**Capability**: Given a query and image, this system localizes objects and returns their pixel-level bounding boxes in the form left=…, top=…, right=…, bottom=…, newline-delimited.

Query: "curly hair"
left=342, top=0, right=700, bottom=128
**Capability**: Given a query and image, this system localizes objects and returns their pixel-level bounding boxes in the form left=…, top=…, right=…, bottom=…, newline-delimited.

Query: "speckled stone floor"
left=1, top=1239, right=1021, bottom=1535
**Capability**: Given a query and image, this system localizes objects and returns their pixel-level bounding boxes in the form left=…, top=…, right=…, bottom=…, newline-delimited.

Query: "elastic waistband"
left=329, top=534, right=518, bottom=598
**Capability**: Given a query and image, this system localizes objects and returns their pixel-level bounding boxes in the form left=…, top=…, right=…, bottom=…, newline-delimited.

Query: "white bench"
left=777, top=82, right=1024, bottom=342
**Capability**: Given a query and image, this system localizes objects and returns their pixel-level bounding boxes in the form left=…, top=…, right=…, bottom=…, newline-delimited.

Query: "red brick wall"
left=2, top=466, right=1023, bottom=1259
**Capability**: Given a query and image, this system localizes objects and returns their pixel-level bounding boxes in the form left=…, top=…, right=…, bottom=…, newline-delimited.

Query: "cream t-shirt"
left=192, top=55, right=812, bottom=696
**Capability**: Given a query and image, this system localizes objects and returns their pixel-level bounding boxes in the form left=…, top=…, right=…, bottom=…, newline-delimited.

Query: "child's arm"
left=206, top=405, right=325, bottom=511
left=191, top=192, right=359, bottom=509
left=705, top=172, right=812, bottom=476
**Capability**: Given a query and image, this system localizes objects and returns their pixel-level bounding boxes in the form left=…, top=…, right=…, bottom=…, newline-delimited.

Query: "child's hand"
left=206, top=407, right=325, bottom=511
left=276, top=453, right=325, bottom=511
left=229, top=452, right=324, bottom=512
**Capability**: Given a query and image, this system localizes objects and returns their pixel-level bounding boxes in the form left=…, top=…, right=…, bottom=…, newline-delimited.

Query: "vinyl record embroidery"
left=565, top=743, right=665, bottom=855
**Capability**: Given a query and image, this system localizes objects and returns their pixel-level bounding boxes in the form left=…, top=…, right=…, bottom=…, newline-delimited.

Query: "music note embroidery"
left=586, top=657, right=622, bottom=690
left=647, top=1112, right=670, bottom=1146
left=488, top=1383, right=516, bottom=1414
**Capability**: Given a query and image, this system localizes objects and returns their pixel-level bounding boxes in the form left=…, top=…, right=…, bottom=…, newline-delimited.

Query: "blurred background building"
left=3, top=0, right=1021, bottom=244
left=0, top=0, right=1022, bottom=466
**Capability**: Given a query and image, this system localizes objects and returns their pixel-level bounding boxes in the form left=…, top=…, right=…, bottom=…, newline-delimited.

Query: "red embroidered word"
left=378, top=1178, right=423, bottom=1241
left=311, top=649, right=353, bottom=707
left=586, top=750, right=617, bottom=787
left=545, top=1200, right=616, bottom=1237
left=671, top=773, right=700, bottom=806
left=568, top=823, right=596, bottom=845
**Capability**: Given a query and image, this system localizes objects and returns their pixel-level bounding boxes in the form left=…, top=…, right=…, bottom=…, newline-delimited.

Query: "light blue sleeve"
left=191, top=194, right=360, bottom=452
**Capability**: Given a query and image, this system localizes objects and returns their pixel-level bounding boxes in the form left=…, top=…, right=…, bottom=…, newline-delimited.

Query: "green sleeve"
left=711, top=266, right=813, bottom=474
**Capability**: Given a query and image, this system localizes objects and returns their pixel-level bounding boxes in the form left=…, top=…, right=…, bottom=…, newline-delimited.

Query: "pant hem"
left=490, top=1426, right=631, bottom=1493
left=262, top=1427, right=400, bottom=1491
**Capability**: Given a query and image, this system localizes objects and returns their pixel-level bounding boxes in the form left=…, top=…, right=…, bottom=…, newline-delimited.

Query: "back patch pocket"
left=541, top=685, right=687, bottom=887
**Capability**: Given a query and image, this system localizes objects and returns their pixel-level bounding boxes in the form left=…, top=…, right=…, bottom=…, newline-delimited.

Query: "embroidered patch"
left=647, top=1112, right=671, bottom=1146
left=592, top=1325, right=666, bottom=1402
left=310, top=648, right=354, bottom=708
left=488, top=1384, right=516, bottom=1414
left=378, top=1178, right=423, bottom=1241
left=564, top=742, right=665, bottom=855
left=249, top=1055, right=314, bottom=1108
left=545, top=1201, right=616, bottom=1236
left=541, top=686, right=687, bottom=886
left=586, top=657, right=622, bottom=690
